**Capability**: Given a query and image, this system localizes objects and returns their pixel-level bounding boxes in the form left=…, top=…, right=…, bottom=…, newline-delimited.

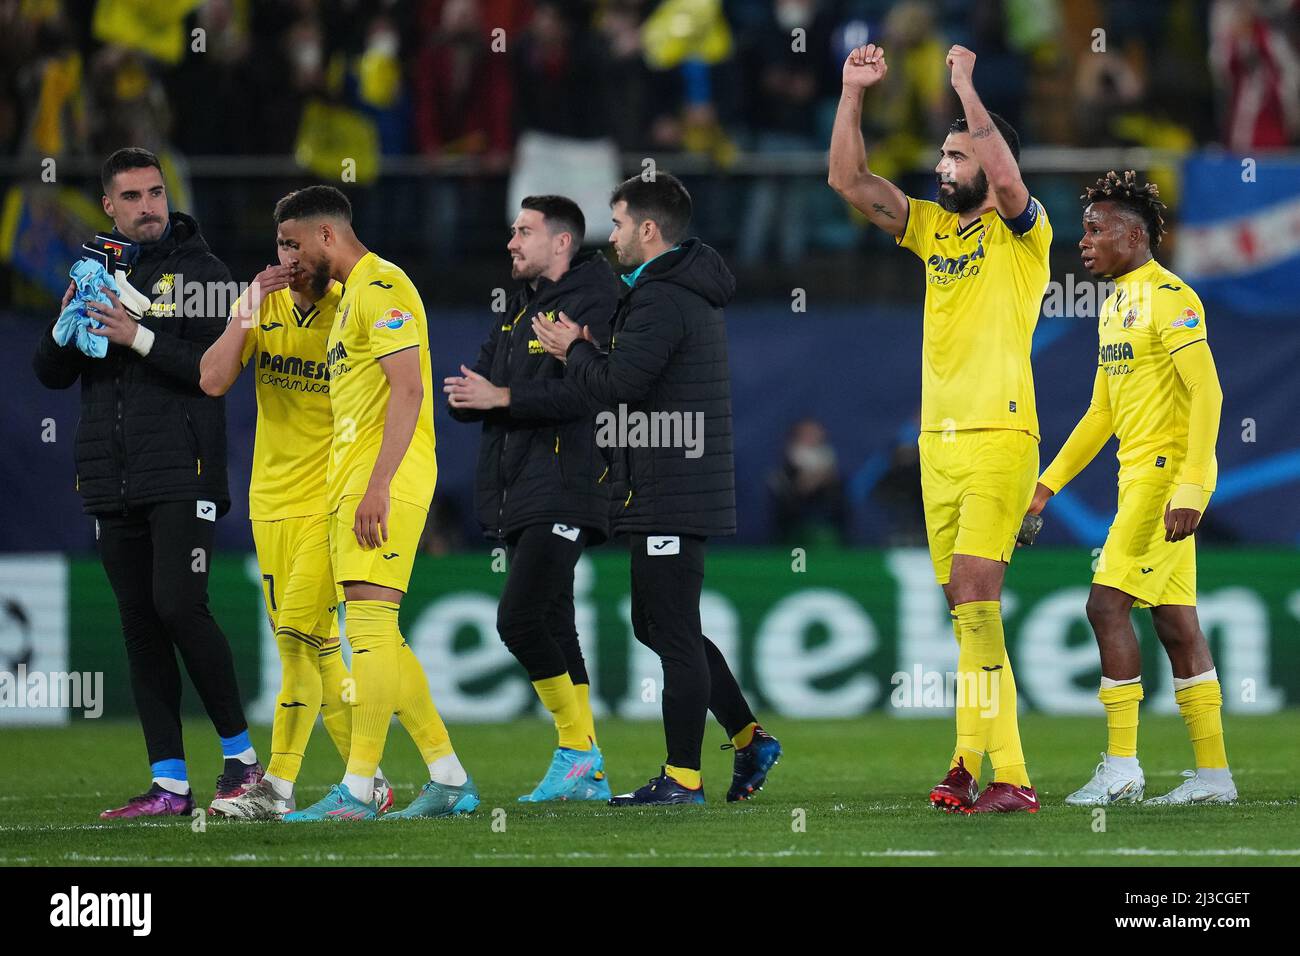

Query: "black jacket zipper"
left=112, top=245, right=179, bottom=512
left=115, top=356, right=127, bottom=513
left=496, top=303, right=527, bottom=537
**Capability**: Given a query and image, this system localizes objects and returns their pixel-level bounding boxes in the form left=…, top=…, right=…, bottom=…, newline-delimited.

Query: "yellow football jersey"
left=240, top=285, right=340, bottom=520
left=325, top=251, right=437, bottom=510
left=897, top=196, right=1052, bottom=438
left=1095, top=258, right=1217, bottom=489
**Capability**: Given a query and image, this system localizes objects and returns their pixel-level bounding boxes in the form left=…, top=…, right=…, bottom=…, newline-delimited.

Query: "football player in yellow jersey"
left=1028, top=171, right=1234, bottom=806
left=268, top=186, right=478, bottom=822
left=830, top=44, right=1046, bottom=813
left=198, top=231, right=393, bottom=818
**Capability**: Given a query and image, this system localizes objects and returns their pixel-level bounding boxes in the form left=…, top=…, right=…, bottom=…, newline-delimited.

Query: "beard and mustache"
left=936, top=168, right=989, bottom=215
left=293, top=257, right=331, bottom=299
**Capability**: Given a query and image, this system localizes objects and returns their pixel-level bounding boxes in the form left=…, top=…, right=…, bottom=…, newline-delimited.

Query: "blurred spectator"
left=1073, top=18, right=1196, bottom=207
left=351, top=12, right=409, bottom=154
left=171, top=0, right=251, bottom=155
left=413, top=0, right=513, bottom=165
left=735, top=0, right=824, bottom=266
left=12, top=12, right=87, bottom=160
left=1209, top=0, right=1300, bottom=151
left=768, top=419, right=850, bottom=546
left=1073, top=38, right=1146, bottom=146
left=86, top=46, right=172, bottom=157
left=640, top=0, right=738, bottom=161
left=960, top=0, right=1028, bottom=132
left=420, top=494, right=468, bottom=555
left=858, top=1, right=950, bottom=189
left=594, top=0, right=676, bottom=152
left=513, top=2, right=605, bottom=141
left=411, top=0, right=517, bottom=261
left=870, top=438, right=927, bottom=547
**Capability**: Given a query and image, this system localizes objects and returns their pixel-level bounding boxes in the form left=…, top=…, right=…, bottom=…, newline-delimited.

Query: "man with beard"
left=829, top=45, right=1051, bottom=813
left=271, top=186, right=478, bottom=822
left=533, top=174, right=780, bottom=806
left=443, top=195, right=620, bottom=802
left=198, top=204, right=395, bottom=818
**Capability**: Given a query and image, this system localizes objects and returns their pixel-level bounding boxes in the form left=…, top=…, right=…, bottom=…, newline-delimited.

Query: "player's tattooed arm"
left=946, top=45, right=1029, bottom=220
left=828, top=44, right=908, bottom=236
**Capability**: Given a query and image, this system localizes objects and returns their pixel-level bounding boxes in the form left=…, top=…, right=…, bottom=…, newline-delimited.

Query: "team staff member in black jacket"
left=534, top=173, right=781, bottom=806
left=445, top=196, right=620, bottom=802
left=32, top=148, right=260, bottom=819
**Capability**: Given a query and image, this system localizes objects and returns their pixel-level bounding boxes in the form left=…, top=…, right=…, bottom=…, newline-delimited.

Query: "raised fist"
left=843, top=44, right=888, bottom=90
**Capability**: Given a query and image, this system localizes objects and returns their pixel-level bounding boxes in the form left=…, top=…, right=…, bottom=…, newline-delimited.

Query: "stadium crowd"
left=5, top=0, right=1298, bottom=169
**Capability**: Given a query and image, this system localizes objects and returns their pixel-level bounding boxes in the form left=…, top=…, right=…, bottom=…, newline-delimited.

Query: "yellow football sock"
left=1175, top=676, right=1228, bottom=769
left=665, top=765, right=701, bottom=789
left=988, top=652, right=1030, bottom=788
left=1099, top=679, right=1143, bottom=758
left=267, top=626, right=323, bottom=783
left=952, top=601, right=1004, bottom=781
left=394, top=633, right=454, bottom=765
left=574, top=681, right=597, bottom=746
left=731, top=721, right=757, bottom=750
left=343, top=601, right=401, bottom=779
left=532, top=673, right=588, bottom=750
left=948, top=611, right=983, bottom=781
left=318, top=639, right=352, bottom=762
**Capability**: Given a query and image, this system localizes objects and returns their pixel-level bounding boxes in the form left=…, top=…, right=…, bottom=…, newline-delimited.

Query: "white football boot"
left=209, top=780, right=294, bottom=819
left=373, top=773, right=394, bottom=814
left=1144, top=769, right=1237, bottom=805
left=1064, top=753, right=1145, bottom=806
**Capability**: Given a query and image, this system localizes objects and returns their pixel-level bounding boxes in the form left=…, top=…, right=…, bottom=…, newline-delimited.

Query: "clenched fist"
left=946, top=44, right=976, bottom=92
left=843, top=44, right=888, bottom=90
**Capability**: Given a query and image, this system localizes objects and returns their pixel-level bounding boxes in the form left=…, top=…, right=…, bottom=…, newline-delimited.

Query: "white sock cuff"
left=153, top=776, right=190, bottom=795
left=342, top=773, right=373, bottom=802
left=263, top=772, right=293, bottom=799
left=1099, top=675, right=1142, bottom=690
left=1172, top=668, right=1218, bottom=692
left=428, top=752, right=467, bottom=786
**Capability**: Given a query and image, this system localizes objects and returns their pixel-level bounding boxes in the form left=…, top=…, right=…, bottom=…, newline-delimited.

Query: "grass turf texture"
left=2, top=714, right=1296, bottom=866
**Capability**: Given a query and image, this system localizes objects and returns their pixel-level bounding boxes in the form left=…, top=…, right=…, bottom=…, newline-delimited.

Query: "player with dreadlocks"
left=1026, top=170, right=1235, bottom=806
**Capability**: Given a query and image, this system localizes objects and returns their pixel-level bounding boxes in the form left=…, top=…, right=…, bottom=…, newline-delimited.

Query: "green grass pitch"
left=3, top=714, right=1296, bottom=866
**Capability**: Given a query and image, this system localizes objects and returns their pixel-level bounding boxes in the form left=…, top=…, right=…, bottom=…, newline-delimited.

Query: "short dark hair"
left=949, top=112, right=1021, bottom=162
left=1081, top=169, right=1168, bottom=251
left=273, top=185, right=353, bottom=225
left=610, top=172, right=692, bottom=244
left=521, top=195, right=586, bottom=258
left=101, top=147, right=162, bottom=193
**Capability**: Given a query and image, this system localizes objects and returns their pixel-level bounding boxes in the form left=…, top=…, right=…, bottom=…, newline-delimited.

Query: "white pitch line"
left=4, top=847, right=1295, bottom=866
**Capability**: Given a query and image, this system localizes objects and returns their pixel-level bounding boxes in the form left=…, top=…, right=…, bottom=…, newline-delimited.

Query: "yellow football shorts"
left=330, top=495, right=427, bottom=594
left=919, top=428, right=1039, bottom=585
left=252, top=513, right=339, bottom=647
left=1094, top=477, right=1210, bottom=608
